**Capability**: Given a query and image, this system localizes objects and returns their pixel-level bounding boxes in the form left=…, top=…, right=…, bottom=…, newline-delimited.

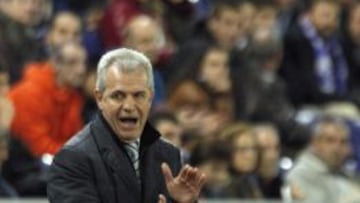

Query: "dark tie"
left=124, top=140, right=140, bottom=180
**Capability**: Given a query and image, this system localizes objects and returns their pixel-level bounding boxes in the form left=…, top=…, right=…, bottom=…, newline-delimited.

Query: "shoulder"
left=62, top=124, right=94, bottom=152
left=155, top=138, right=180, bottom=153
left=49, top=125, right=96, bottom=177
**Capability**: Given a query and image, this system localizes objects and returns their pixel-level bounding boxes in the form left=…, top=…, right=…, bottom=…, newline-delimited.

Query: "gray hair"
left=96, top=48, right=154, bottom=92
left=312, top=115, right=349, bottom=138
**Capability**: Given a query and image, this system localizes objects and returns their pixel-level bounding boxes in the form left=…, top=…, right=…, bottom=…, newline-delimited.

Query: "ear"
left=148, top=90, right=154, bottom=104
left=94, top=89, right=104, bottom=111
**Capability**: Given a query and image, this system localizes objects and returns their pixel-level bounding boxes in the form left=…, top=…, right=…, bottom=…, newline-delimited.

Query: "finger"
left=182, top=165, right=192, bottom=181
left=194, top=170, right=203, bottom=185
left=177, top=164, right=189, bottom=178
left=158, top=194, right=166, bottom=203
left=197, top=173, right=206, bottom=189
left=187, top=167, right=198, bottom=183
left=161, top=163, right=173, bottom=184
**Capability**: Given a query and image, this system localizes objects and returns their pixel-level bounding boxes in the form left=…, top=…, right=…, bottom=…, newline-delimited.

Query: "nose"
left=122, top=96, right=136, bottom=112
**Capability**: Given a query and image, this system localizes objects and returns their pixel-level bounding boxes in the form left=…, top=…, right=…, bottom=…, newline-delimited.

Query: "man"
left=45, top=11, right=82, bottom=56
left=254, top=124, right=283, bottom=199
left=342, top=2, right=360, bottom=105
left=47, top=48, right=206, bottom=203
left=123, top=15, right=166, bottom=106
left=0, top=66, right=17, bottom=198
left=285, top=115, right=360, bottom=203
left=233, top=28, right=309, bottom=146
left=9, top=41, right=86, bottom=158
left=280, top=0, right=349, bottom=106
left=0, top=0, right=45, bottom=83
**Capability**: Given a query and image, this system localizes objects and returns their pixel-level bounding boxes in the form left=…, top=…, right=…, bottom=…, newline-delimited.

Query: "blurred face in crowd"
left=55, top=43, right=87, bottom=88
left=312, top=122, right=350, bottom=169
left=46, top=12, right=82, bottom=50
left=309, top=1, right=339, bottom=38
left=96, top=66, right=153, bottom=143
left=155, top=119, right=183, bottom=147
left=0, top=0, right=44, bottom=26
left=255, top=127, right=280, bottom=175
left=124, top=16, right=163, bottom=63
left=253, top=6, right=278, bottom=31
left=232, top=132, right=258, bottom=173
left=238, top=2, right=256, bottom=37
left=199, top=48, right=230, bottom=93
left=349, top=5, right=360, bottom=44
left=208, top=7, right=242, bottom=50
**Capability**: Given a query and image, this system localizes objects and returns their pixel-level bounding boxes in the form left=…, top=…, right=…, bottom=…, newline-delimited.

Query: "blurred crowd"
left=1, top=0, right=360, bottom=202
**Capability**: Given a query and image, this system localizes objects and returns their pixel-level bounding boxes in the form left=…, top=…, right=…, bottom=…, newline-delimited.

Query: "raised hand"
left=161, top=163, right=206, bottom=203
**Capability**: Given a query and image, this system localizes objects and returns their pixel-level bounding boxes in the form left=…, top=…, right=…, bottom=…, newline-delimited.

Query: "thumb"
left=161, top=162, right=173, bottom=184
left=158, top=194, right=166, bottom=203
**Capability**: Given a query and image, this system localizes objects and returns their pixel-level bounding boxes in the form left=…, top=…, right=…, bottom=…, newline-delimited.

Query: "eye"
left=134, top=92, right=146, bottom=100
left=110, top=91, right=125, bottom=100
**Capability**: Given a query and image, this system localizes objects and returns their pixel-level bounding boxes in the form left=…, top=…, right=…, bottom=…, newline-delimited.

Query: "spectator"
left=280, top=0, right=349, bottom=106
left=99, top=0, right=193, bottom=49
left=274, top=0, right=300, bottom=36
left=186, top=0, right=241, bottom=52
left=233, top=27, right=309, bottom=147
left=342, top=2, right=360, bottom=106
left=254, top=123, right=283, bottom=199
left=123, top=15, right=167, bottom=107
left=0, top=0, right=46, bottom=83
left=236, top=1, right=257, bottom=51
left=167, top=79, right=224, bottom=141
left=45, top=11, right=82, bottom=57
left=190, top=140, right=231, bottom=198
left=285, top=115, right=360, bottom=203
left=220, top=122, right=263, bottom=199
left=8, top=41, right=86, bottom=157
left=150, top=111, right=183, bottom=148
left=0, top=67, right=17, bottom=198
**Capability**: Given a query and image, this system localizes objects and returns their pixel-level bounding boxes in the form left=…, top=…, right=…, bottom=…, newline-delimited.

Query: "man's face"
left=0, top=0, right=44, bottom=26
left=313, top=123, right=350, bottom=169
left=309, top=2, right=339, bottom=38
left=208, top=8, right=241, bottom=50
left=95, top=66, right=154, bottom=143
left=155, top=119, right=182, bottom=147
left=256, top=130, right=280, bottom=170
left=125, top=19, right=161, bottom=63
left=46, top=13, right=81, bottom=49
left=200, top=48, right=230, bottom=92
left=56, top=44, right=86, bottom=88
left=232, top=133, right=258, bottom=173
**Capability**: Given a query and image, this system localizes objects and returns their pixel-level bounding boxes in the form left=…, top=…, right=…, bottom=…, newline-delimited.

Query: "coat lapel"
left=90, top=115, right=141, bottom=202
left=139, top=125, right=168, bottom=202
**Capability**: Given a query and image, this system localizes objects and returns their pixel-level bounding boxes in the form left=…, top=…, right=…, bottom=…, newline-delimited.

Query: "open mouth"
left=119, top=117, right=138, bottom=128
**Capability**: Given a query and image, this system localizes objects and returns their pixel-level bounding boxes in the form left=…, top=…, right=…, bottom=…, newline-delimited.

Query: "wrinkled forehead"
left=318, top=123, right=349, bottom=139
left=104, top=66, right=150, bottom=89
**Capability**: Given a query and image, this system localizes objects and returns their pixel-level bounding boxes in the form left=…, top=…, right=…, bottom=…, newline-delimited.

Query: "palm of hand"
left=161, top=163, right=206, bottom=203
left=166, top=176, right=200, bottom=203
